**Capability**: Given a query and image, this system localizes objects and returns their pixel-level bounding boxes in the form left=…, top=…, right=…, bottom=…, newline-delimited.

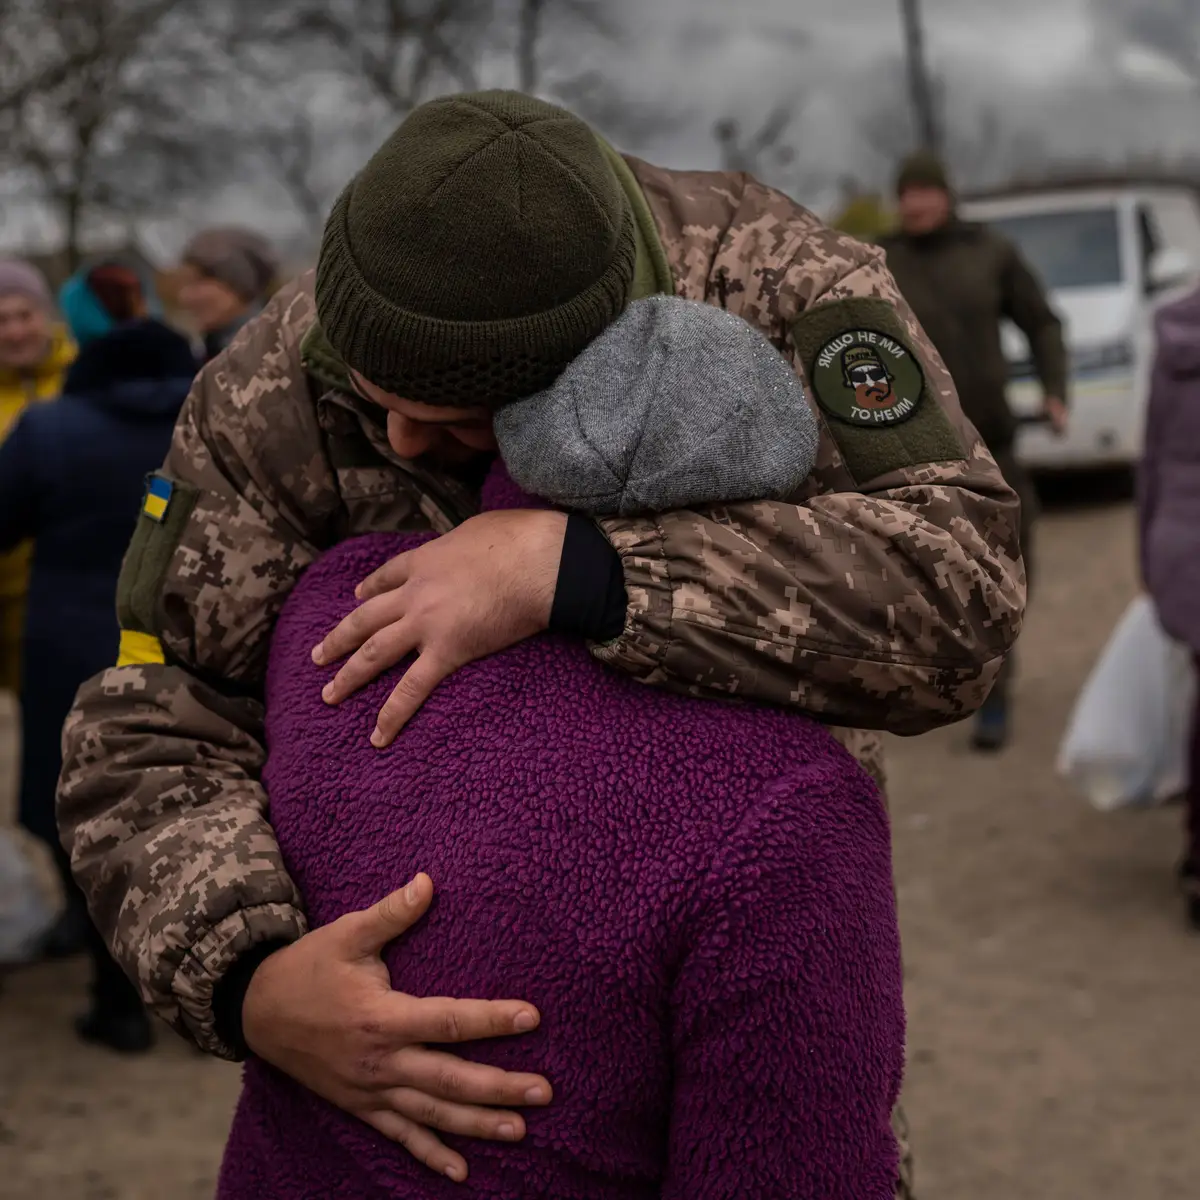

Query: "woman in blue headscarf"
left=0, top=261, right=197, bottom=1052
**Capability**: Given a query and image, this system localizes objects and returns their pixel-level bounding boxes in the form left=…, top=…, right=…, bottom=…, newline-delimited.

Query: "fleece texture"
left=219, top=472, right=905, bottom=1200
left=494, top=295, right=819, bottom=517
left=1140, top=286, right=1200, bottom=652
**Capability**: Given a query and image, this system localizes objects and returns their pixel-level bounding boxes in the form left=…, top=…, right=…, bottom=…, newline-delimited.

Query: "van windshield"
left=987, top=208, right=1123, bottom=290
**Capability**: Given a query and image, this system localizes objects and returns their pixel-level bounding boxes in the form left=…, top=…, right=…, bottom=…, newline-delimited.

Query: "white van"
left=960, top=184, right=1200, bottom=471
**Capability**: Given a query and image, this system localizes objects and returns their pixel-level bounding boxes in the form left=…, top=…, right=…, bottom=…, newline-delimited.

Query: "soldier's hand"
left=242, top=874, right=551, bottom=1185
left=312, top=508, right=568, bottom=746
left=1043, top=395, right=1068, bottom=437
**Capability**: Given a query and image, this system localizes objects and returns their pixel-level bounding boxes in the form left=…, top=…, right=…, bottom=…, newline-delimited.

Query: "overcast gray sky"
left=588, top=0, right=1196, bottom=198
left=5, top=0, right=1198, bottom=258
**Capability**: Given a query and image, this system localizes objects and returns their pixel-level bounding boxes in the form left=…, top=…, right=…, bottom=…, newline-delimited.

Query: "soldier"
left=879, top=151, right=1067, bottom=751
left=59, top=93, right=1024, bottom=1189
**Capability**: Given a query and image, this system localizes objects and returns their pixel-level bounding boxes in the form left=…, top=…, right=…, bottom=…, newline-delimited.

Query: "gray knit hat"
left=0, top=259, right=52, bottom=309
left=494, top=296, right=820, bottom=516
left=181, top=228, right=280, bottom=302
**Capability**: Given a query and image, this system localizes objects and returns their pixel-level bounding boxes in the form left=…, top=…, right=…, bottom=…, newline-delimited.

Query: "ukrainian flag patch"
left=142, top=474, right=174, bottom=523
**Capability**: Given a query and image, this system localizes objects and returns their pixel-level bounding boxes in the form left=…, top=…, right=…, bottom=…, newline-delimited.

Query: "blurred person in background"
left=177, top=227, right=280, bottom=362
left=0, top=261, right=197, bottom=1052
left=1138, top=285, right=1200, bottom=931
left=0, top=260, right=75, bottom=697
left=879, top=152, right=1068, bottom=753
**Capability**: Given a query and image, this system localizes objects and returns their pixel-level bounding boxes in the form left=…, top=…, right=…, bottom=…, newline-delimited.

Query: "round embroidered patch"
left=810, top=329, right=924, bottom=428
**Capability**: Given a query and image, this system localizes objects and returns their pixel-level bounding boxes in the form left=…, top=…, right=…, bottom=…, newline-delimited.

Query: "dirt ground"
left=2, top=486, right=1198, bottom=1200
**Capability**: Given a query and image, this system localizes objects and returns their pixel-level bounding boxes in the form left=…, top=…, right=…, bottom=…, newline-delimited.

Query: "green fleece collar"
left=597, top=139, right=675, bottom=301
left=301, top=143, right=673, bottom=390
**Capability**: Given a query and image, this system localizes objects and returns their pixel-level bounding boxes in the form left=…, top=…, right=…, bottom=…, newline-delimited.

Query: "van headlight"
left=1072, top=339, right=1134, bottom=373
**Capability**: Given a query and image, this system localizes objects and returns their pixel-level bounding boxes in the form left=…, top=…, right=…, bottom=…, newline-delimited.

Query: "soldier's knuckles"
left=352, top=1047, right=388, bottom=1081
left=435, top=1067, right=466, bottom=1098
left=412, top=1099, right=443, bottom=1127
left=437, top=1008, right=465, bottom=1042
left=393, top=671, right=429, bottom=701
left=359, top=635, right=387, bottom=664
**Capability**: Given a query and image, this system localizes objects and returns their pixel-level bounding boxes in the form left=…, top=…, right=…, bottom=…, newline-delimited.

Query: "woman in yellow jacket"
left=0, top=260, right=75, bottom=693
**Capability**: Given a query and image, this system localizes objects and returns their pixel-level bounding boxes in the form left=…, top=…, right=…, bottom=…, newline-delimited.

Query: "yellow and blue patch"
left=142, top=474, right=174, bottom=523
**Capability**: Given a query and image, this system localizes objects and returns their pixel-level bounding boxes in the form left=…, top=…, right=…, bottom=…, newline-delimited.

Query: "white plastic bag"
left=0, top=828, right=56, bottom=965
left=1057, top=595, right=1195, bottom=811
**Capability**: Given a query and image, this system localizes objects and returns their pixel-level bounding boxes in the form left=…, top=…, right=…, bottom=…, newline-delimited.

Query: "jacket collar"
left=597, top=139, right=676, bottom=301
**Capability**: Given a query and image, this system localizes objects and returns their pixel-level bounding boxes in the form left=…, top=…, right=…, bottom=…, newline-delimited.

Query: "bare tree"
left=516, top=0, right=547, bottom=92
left=257, top=110, right=330, bottom=235
left=219, top=0, right=503, bottom=240
left=514, top=0, right=614, bottom=95
left=714, top=106, right=797, bottom=176
left=509, top=0, right=680, bottom=152
left=898, top=0, right=940, bottom=152
left=0, top=0, right=234, bottom=268
left=270, top=0, right=494, bottom=114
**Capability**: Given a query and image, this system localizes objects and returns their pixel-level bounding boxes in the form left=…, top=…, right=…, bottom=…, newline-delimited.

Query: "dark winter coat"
left=1140, top=287, right=1200, bottom=651
left=879, top=220, right=1068, bottom=452
left=0, top=318, right=195, bottom=850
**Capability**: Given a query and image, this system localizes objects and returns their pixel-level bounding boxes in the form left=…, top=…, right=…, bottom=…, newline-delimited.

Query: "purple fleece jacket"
left=1141, top=286, right=1200, bottom=652
left=219, top=471, right=905, bottom=1200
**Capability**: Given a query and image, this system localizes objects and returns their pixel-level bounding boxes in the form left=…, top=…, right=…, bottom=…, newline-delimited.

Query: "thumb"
left=345, top=874, right=434, bottom=958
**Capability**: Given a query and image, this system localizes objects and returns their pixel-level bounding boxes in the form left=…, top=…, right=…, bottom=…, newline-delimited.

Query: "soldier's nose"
left=387, top=411, right=435, bottom=460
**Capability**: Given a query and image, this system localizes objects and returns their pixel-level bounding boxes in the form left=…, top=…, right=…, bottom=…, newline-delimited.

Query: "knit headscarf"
left=0, top=260, right=53, bottom=309
left=181, top=228, right=280, bottom=304
left=59, top=262, right=151, bottom=347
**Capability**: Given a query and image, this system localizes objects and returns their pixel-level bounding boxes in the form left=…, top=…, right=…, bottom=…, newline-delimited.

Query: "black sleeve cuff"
left=549, top=514, right=628, bottom=643
left=212, top=940, right=291, bottom=1059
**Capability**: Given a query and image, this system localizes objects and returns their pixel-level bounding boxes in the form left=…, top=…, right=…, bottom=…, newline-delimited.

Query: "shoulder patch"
left=810, top=329, right=924, bottom=429
left=790, top=297, right=965, bottom=483
left=116, top=474, right=199, bottom=639
left=142, top=473, right=175, bottom=522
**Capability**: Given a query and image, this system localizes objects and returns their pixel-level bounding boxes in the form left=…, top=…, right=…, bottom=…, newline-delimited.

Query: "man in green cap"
left=880, top=150, right=1068, bottom=751
left=59, top=93, right=1024, bottom=1188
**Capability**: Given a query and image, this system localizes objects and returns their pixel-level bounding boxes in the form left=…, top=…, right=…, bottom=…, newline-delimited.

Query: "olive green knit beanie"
left=895, top=150, right=952, bottom=196
left=316, top=90, right=637, bottom=408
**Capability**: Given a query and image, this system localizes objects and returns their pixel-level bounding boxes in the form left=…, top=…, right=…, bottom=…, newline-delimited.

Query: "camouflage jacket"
left=59, top=156, right=1025, bottom=1058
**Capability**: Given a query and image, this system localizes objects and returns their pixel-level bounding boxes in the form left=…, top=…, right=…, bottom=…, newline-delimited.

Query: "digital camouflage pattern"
left=59, top=156, right=1024, bottom=1063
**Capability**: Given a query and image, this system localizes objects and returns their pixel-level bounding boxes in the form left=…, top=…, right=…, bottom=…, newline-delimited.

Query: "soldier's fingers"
left=365, top=1110, right=468, bottom=1183
left=340, top=875, right=434, bottom=958
left=313, top=590, right=407, bottom=669
left=356, top=552, right=414, bottom=602
left=383, top=1088, right=528, bottom=1142
left=381, top=996, right=544, bottom=1049
left=386, top=1046, right=552, bottom=1108
left=370, top=654, right=449, bottom=747
left=323, top=622, right=420, bottom=707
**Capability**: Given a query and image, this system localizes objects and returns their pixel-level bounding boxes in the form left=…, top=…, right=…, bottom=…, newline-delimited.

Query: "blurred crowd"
left=0, top=229, right=279, bottom=1050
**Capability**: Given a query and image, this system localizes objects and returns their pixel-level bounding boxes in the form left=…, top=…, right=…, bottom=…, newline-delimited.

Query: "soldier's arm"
left=1001, top=241, right=1069, bottom=403
left=58, top=283, right=339, bottom=1058
left=592, top=245, right=1026, bottom=735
